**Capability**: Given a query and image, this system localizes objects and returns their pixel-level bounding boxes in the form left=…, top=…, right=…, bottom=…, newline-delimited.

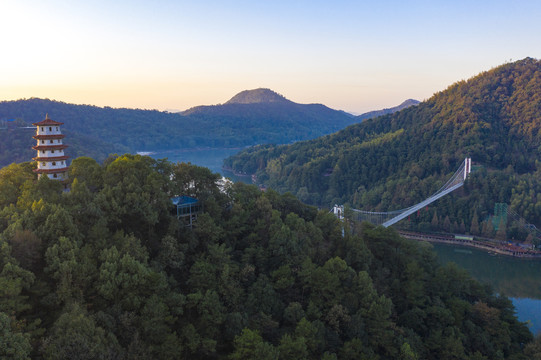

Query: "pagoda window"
left=56, top=127, right=58, bottom=131
left=50, top=140, right=53, bottom=144
left=41, top=127, right=44, bottom=132
left=42, top=162, right=46, bottom=166
left=41, top=140, right=45, bottom=144
left=53, top=174, right=57, bottom=178
left=51, top=150, right=55, bottom=154
left=52, top=162, right=56, bottom=166
left=49, top=127, right=52, bottom=131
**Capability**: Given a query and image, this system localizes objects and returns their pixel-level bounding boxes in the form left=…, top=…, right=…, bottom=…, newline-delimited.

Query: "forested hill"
left=0, top=157, right=536, bottom=358
left=0, top=89, right=358, bottom=167
left=225, top=58, right=541, bottom=235
left=225, top=88, right=291, bottom=104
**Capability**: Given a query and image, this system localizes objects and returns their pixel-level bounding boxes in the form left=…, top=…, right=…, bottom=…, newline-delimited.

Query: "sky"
left=1, top=0, right=540, bottom=114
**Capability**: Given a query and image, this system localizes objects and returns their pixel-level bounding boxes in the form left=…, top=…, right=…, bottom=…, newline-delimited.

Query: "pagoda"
left=32, top=114, right=69, bottom=180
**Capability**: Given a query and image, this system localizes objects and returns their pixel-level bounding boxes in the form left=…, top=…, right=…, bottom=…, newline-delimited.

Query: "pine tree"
left=442, top=216, right=451, bottom=232
left=460, top=220, right=466, bottom=234
left=470, top=212, right=480, bottom=235
left=482, top=220, right=495, bottom=238
left=431, top=211, right=439, bottom=230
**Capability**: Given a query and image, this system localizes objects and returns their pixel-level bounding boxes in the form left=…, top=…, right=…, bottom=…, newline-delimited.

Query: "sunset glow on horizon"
left=1, top=0, right=540, bottom=113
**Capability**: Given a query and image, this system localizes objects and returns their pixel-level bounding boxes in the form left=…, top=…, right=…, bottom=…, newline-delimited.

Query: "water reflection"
left=432, top=243, right=541, bottom=334
left=432, top=243, right=541, bottom=298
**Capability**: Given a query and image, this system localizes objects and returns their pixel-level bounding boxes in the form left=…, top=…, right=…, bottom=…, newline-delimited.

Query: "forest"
left=0, top=89, right=358, bottom=167
left=225, top=58, right=541, bottom=240
left=0, top=155, right=539, bottom=359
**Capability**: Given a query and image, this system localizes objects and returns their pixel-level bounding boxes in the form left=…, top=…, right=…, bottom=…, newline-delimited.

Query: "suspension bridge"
left=333, top=158, right=472, bottom=227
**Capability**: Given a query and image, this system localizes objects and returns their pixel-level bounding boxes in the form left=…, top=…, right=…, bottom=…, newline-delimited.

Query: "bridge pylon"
left=333, top=205, right=344, bottom=220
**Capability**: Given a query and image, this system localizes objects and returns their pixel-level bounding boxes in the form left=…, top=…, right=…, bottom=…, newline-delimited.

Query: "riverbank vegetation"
left=0, top=156, right=536, bottom=359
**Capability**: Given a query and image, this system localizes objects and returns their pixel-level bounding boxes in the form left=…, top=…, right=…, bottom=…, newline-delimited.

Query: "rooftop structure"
left=171, top=195, right=201, bottom=227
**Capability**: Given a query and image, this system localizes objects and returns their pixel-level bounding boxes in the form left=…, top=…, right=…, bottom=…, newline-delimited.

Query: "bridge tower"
left=464, top=157, right=472, bottom=180
left=32, top=114, right=69, bottom=180
left=333, top=205, right=344, bottom=220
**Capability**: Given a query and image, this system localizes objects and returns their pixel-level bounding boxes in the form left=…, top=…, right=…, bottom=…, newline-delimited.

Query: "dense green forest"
left=225, top=58, right=541, bottom=238
left=0, top=89, right=360, bottom=167
left=0, top=156, right=538, bottom=359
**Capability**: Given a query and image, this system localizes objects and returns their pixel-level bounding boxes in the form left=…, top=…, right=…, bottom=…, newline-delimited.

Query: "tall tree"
left=470, top=212, right=480, bottom=235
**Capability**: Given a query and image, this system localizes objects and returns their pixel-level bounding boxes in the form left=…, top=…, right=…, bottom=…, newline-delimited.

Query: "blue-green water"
left=432, top=243, right=541, bottom=334
left=144, top=148, right=251, bottom=183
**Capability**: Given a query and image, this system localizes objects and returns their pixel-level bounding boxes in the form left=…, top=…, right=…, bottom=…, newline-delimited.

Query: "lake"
left=146, top=147, right=541, bottom=335
left=432, top=243, right=541, bottom=334
left=144, top=147, right=251, bottom=183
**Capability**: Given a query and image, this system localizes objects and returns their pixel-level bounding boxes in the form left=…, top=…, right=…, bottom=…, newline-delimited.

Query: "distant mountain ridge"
left=356, top=99, right=420, bottom=121
left=0, top=89, right=355, bottom=166
left=178, top=90, right=359, bottom=145
left=0, top=87, right=419, bottom=167
left=181, top=88, right=344, bottom=116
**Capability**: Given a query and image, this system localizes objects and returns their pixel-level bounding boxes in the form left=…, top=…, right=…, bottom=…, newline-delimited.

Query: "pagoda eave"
left=33, top=134, right=65, bottom=140
left=32, top=145, right=68, bottom=151
left=33, top=167, right=70, bottom=174
left=32, top=155, right=69, bottom=161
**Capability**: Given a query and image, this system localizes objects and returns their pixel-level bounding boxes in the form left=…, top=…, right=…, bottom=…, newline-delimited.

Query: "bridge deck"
left=344, top=158, right=471, bottom=227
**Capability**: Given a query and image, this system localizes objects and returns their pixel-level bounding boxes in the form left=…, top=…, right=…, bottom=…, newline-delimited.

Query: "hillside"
left=225, top=58, right=541, bottom=237
left=0, top=157, right=534, bottom=358
left=356, top=99, right=420, bottom=121
left=180, top=89, right=358, bottom=143
left=0, top=90, right=359, bottom=166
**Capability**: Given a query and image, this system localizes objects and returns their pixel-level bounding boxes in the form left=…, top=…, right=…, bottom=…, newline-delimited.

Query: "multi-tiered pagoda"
left=32, top=114, right=69, bottom=180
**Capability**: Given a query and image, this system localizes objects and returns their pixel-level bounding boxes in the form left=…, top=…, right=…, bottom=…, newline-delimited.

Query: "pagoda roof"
left=32, top=144, right=68, bottom=151
left=33, top=134, right=65, bottom=140
left=32, top=114, right=63, bottom=126
left=33, top=167, right=69, bottom=174
left=33, top=155, right=69, bottom=162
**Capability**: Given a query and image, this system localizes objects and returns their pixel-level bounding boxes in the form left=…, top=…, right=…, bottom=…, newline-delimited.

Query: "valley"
left=3, top=0, right=541, bottom=357
left=1, top=58, right=541, bottom=358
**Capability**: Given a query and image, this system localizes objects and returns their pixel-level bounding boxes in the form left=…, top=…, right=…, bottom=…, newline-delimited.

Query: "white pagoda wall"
left=36, top=149, right=66, bottom=158
left=37, top=160, right=68, bottom=170
left=36, top=125, right=62, bottom=136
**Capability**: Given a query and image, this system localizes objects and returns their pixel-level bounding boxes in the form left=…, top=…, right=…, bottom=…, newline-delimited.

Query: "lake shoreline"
left=221, top=165, right=254, bottom=178
left=399, top=231, right=541, bottom=260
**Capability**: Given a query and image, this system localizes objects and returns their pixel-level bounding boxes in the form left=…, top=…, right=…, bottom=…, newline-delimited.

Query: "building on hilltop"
left=171, top=195, right=201, bottom=228
left=32, top=114, right=69, bottom=180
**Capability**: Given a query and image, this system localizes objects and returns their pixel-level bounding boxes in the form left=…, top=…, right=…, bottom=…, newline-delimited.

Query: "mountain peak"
left=225, top=88, right=291, bottom=105
left=399, top=99, right=421, bottom=107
